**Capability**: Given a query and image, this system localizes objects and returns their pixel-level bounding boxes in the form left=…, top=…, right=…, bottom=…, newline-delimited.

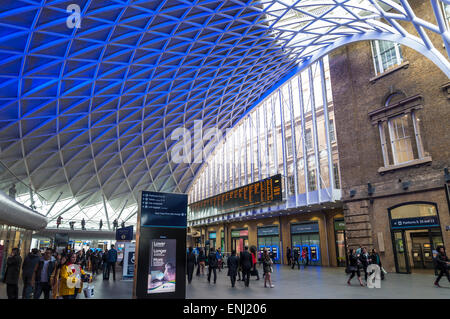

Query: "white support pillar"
left=288, top=81, right=299, bottom=206
left=278, top=89, right=289, bottom=204
left=308, top=65, right=322, bottom=203
left=298, top=74, right=309, bottom=205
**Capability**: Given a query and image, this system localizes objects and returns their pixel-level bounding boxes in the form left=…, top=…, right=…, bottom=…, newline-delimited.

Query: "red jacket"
left=251, top=253, right=256, bottom=265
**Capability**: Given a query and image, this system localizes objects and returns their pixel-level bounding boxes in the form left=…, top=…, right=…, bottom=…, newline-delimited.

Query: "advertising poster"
left=148, top=239, right=176, bottom=294
left=122, top=242, right=135, bottom=279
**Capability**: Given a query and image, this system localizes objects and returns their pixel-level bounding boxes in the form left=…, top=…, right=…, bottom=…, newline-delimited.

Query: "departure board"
left=188, top=174, right=282, bottom=214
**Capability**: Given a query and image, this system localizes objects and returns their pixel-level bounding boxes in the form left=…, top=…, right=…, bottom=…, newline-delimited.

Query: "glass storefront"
left=389, top=202, right=444, bottom=274
left=209, top=232, right=216, bottom=250
left=291, top=222, right=321, bottom=266
left=231, top=229, right=248, bottom=255
left=0, top=224, right=33, bottom=278
left=257, top=226, right=280, bottom=263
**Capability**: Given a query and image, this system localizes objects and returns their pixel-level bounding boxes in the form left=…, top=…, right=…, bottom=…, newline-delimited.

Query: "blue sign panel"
left=209, top=232, right=216, bottom=239
left=257, top=226, right=279, bottom=236
left=291, top=222, right=319, bottom=234
left=391, top=216, right=440, bottom=229
left=141, top=191, right=188, bottom=228
left=116, top=226, right=134, bottom=241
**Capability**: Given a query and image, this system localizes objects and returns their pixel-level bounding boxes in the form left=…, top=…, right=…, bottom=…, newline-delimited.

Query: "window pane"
left=389, top=114, right=414, bottom=164
left=372, top=40, right=403, bottom=75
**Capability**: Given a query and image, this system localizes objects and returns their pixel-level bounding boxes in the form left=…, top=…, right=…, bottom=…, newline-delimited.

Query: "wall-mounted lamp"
left=350, top=190, right=356, bottom=197
left=444, top=168, right=450, bottom=183
left=368, top=183, right=375, bottom=196
left=402, top=181, right=411, bottom=190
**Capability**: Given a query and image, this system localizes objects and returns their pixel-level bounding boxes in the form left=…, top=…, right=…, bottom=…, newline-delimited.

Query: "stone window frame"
left=368, top=94, right=432, bottom=173
left=370, top=40, right=403, bottom=76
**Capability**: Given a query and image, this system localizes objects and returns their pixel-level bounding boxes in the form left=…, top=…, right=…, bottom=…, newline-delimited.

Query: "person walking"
left=227, top=250, right=239, bottom=288
left=102, top=248, right=109, bottom=279
left=59, top=253, right=91, bottom=299
left=8, top=184, right=17, bottom=199
left=370, top=248, right=384, bottom=280
left=33, top=248, right=56, bottom=299
left=52, top=255, right=67, bottom=299
left=347, top=249, right=364, bottom=286
left=302, top=247, right=309, bottom=267
left=216, top=248, right=223, bottom=272
left=359, top=247, right=370, bottom=282
left=240, top=246, right=253, bottom=287
left=56, top=216, right=62, bottom=229
left=107, top=244, right=118, bottom=280
left=286, top=247, right=291, bottom=266
left=250, top=247, right=260, bottom=280
left=3, top=248, right=22, bottom=299
left=291, top=248, right=300, bottom=269
left=262, top=249, right=274, bottom=288
left=434, top=246, right=450, bottom=287
left=22, top=248, right=40, bottom=299
left=207, top=248, right=218, bottom=284
left=186, top=247, right=196, bottom=284
left=81, top=218, right=86, bottom=230
left=99, top=219, right=103, bottom=230
left=197, top=248, right=206, bottom=276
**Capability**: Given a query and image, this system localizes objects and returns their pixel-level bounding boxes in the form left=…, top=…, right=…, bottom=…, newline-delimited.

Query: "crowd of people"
left=2, top=244, right=118, bottom=299
left=346, top=247, right=384, bottom=286
left=186, top=246, right=275, bottom=288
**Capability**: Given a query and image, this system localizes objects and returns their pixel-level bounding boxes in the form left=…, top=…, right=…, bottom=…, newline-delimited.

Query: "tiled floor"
left=1, top=265, right=449, bottom=299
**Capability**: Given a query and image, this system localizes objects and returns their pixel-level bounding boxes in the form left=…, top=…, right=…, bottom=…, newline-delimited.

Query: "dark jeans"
left=103, top=262, right=108, bottom=279
left=208, top=267, right=217, bottom=283
left=252, top=265, right=259, bottom=280
left=33, top=282, right=51, bottom=299
left=22, top=275, right=33, bottom=299
left=291, top=259, right=300, bottom=269
left=62, top=294, right=75, bottom=299
left=107, top=262, right=116, bottom=280
left=435, top=268, right=450, bottom=283
left=348, top=269, right=361, bottom=280
left=230, top=274, right=236, bottom=287
left=242, top=268, right=251, bottom=287
left=187, top=266, right=195, bottom=283
left=287, top=256, right=291, bottom=265
left=7, top=284, right=18, bottom=299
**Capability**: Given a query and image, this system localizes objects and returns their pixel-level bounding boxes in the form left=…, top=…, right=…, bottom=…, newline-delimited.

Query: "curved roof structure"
left=0, top=0, right=449, bottom=229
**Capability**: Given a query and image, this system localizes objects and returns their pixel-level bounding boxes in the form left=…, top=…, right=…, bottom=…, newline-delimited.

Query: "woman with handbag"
left=347, top=249, right=364, bottom=286
left=262, top=249, right=274, bottom=288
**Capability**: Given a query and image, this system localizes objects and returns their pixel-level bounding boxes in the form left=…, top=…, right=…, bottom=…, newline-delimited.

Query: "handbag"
left=250, top=269, right=258, bottom=276
left=83, top=284, right=94, bottom=298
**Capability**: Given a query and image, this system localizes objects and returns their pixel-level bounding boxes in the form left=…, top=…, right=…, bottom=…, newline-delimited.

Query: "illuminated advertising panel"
left=147, top=239, right=176, bottom=294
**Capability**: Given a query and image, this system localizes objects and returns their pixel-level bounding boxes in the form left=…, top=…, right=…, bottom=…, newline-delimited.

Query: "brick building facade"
left=328, top=0, right=450, bottom=273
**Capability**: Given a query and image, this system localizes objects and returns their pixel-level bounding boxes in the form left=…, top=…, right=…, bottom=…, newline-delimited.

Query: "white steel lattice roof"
left=0, top=0, right=449, bottom=229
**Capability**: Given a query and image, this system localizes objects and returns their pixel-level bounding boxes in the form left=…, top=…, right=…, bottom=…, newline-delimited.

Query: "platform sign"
left=134, top=191, right=187, bottom=299
left=391, top=216, right=440, bottom=229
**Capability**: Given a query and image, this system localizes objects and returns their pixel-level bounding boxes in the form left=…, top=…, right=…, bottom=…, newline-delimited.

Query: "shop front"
left=389, top=202, right=445, bottom=274
left=0, top=224, right=33, bottom=278
left=209, top=232, right=217, bottom=250
left=257, top=226, right=280, bottom=263
left=231, top=229, right=248, bottom=255
left=334, top=219, right=347, bottom=267
left=290, top=222, right=321, bottom=266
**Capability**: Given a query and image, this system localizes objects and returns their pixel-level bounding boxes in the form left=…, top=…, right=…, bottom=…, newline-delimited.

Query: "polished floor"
left=1, top=264, right=449, bottom=299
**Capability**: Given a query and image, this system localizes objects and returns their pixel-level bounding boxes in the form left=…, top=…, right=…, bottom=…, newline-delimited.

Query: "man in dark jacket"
left=240, top=246, right=253, bottom=287
left=186, top=247, right=197, bottom=284
left=3, top=248, right=22, bottom=299
left=33, top=248, right=56, bottom=299
left=107, top=245, right=118, bottom=280
left=291, top=248, right=300, bottom=269
left=227, top=250, right=239, bottom=288
left=207, top=248, right=218, bottom=284
left=434, top=246, right=450, bottom=287
left=359, top=247, right=370, bottom=282
left=22, top=248, right=40, bottom=299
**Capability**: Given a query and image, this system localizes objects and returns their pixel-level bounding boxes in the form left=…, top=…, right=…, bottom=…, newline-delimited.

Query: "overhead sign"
left=116, top=226, right=134, bottom=241
left=188, top=174, right=282, bottom=215
left=141, top=191, right=187, bottom=228
left=257, top=226, right=279, bottom=236
left=334, top=220, right=346, bottom=231
left=231, top=229, right=249, bottom=237
left=291, top=222, right=319, bottom=234
left=391, top=216, right=440, bottom=229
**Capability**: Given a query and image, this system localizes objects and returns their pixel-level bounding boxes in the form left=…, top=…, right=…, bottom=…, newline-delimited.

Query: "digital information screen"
left=148, top=239, right=176, bottom=294
left=141, top=191, right=187, bottom=228
left=188, top=174, right=282, bottom=214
